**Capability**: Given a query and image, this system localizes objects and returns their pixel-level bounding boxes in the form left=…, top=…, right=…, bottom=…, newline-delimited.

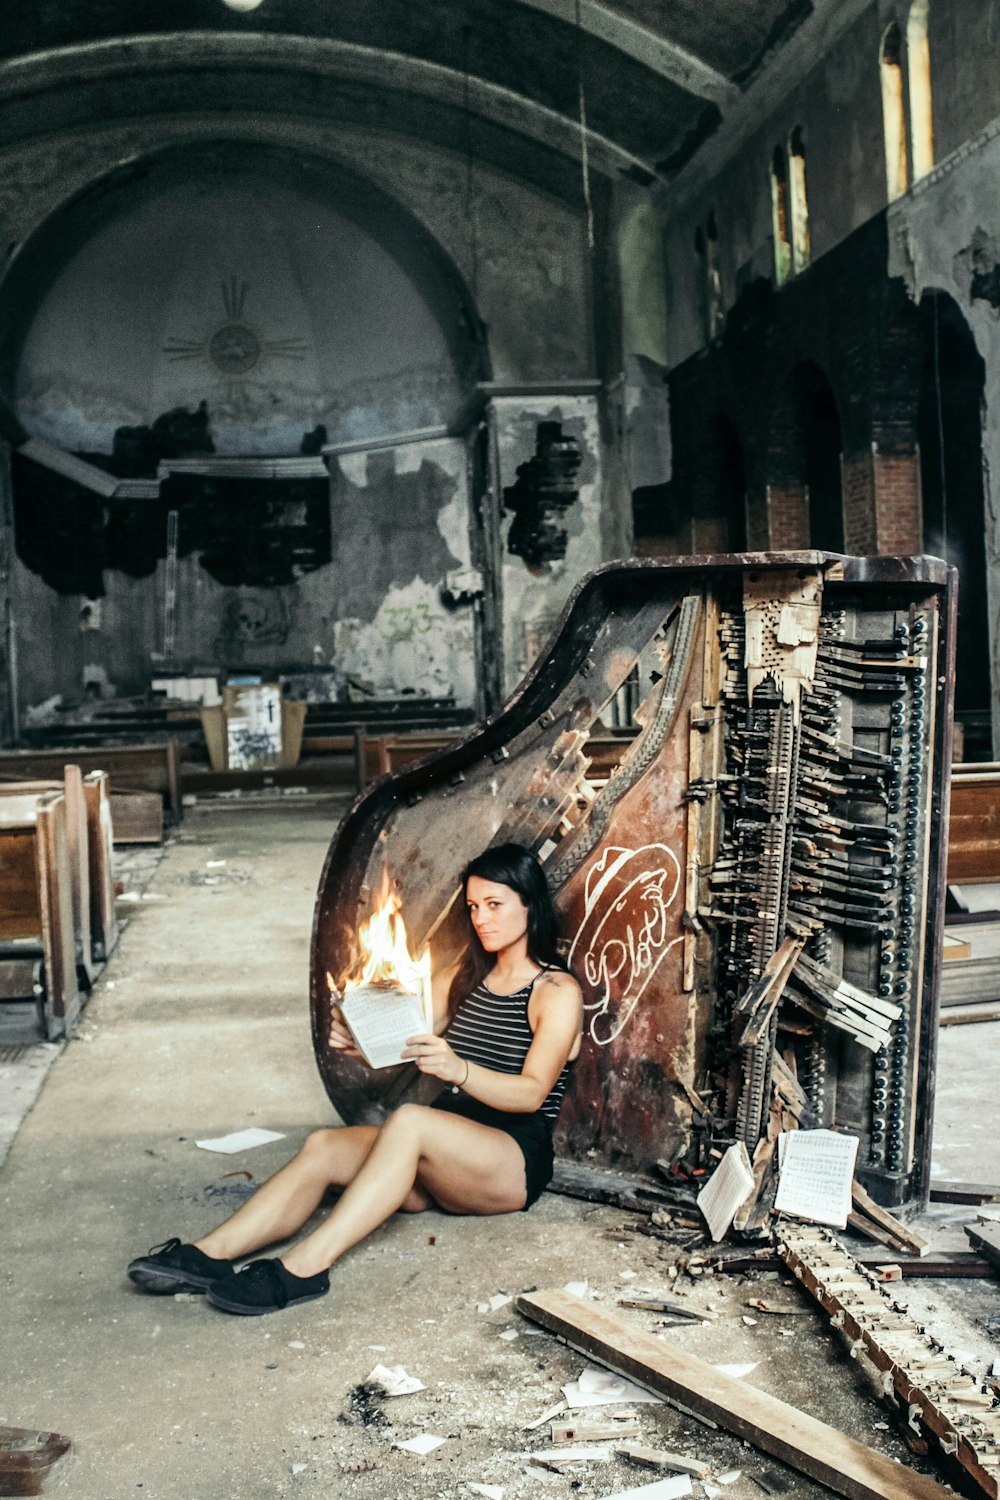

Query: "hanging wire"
left=461, top=21, right=480, bottom=300
left=931, top=293, right=948, bottom=563
left=575, top=0, right=595, bottom=252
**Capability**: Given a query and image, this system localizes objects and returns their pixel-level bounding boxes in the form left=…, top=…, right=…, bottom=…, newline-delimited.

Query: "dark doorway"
left=702, top=414, right=747, bottom=551
left=796, top=363, right=844, bottom=552
left=918, top=292, right=990, bottom=751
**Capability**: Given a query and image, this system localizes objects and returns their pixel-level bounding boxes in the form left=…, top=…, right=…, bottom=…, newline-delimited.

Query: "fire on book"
left=326, top=873, right=432, bottom=1011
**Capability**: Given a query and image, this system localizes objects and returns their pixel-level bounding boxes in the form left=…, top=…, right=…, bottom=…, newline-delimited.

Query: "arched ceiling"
left=0, top=1, right=840, bottom=191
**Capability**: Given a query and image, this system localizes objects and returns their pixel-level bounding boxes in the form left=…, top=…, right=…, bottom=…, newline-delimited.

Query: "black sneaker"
left=127, top=1237, right=236, bottom=1294
left=206, top=1258, right=329, bottom=1316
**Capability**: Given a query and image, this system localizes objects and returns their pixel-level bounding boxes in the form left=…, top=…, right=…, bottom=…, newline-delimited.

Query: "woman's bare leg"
left=280, top=1103, right=527, bottom=1279
left=194, top=1124, right=398, bottom=1262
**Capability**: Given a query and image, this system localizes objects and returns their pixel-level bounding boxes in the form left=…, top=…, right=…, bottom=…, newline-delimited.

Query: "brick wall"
left=657, top=213, right=930, bottom=561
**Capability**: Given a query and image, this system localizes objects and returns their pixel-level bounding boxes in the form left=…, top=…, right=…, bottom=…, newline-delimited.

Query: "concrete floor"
left=0, top=797, right=996, bottom=1500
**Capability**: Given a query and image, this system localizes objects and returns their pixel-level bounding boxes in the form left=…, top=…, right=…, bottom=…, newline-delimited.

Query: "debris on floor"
left=193, top=1126, right=286, bottom=1153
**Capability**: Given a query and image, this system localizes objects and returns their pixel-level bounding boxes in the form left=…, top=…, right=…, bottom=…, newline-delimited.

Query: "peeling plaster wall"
left=491, top=395, right=606, bottom=693
left=888, top=128, right=1000, bottom=755
left=11, top=437, right=479, bottom=713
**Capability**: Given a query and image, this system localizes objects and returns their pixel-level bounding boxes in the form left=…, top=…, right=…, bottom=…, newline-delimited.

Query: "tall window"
left=788, top=128, right=811, bottom=274
left=907, top=0, right=934, bottom=180
left=770, top=145, right=792, bottom=286
left=880, top=23, right=908, bottom=200
left=695, top=211, right=724, bottom=340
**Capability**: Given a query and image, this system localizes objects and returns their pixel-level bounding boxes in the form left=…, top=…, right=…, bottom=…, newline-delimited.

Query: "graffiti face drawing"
left=567, top=843, right=683, bottom=1045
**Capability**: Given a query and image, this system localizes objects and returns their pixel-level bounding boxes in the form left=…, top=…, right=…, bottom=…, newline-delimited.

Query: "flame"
left=327, top=873, right=432, bottom=1024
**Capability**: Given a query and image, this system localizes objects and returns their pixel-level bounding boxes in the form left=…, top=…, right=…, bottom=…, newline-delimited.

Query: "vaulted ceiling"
left=0, top=1, right=838, bottom=198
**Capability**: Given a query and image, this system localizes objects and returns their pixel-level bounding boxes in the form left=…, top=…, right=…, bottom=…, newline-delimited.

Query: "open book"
left=337, top=981, right=430, bottom=1070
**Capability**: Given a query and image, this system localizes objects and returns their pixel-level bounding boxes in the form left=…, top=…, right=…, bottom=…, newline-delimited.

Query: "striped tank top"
left=444, top=970, right=572, bottom=1122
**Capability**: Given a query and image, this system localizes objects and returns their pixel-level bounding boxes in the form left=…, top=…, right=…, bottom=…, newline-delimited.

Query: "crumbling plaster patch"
left=492, top=395, right=605, bottom=692
left=888, top=130, right=1000, bottom=753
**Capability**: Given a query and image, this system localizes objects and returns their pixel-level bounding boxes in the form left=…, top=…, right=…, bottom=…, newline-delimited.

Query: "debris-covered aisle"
left=0, top=798, right=984, bottom=1499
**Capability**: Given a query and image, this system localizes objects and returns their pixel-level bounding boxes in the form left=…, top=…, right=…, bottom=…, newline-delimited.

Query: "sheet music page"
left=339, top=984, right=428, bottom=1070
left=774, top=1128, right=859, bottom=1228
left=697, top=1141, right=756, bottom=1242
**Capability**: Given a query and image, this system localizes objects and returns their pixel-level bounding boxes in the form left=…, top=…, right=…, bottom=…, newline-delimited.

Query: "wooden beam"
left=516, top=1289, right=954, bottom=1500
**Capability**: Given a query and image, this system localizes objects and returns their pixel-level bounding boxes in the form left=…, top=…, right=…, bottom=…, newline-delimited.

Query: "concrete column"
left=0, top=440, right=16, bottom=745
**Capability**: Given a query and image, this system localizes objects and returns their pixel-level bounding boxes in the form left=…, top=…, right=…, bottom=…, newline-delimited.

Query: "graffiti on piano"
left=568, top=843, right=682, bottom=1045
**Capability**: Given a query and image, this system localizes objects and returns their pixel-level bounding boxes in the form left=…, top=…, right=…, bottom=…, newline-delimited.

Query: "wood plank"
left=515, top=1288, right=954, bottom=1500
left=966, top=1222, right=1000, bottom=1277
left=62, top=764, right=96, bottom=985
left=83, top=773, right=118, bottom=963
left=34, top=793, right=80, bottom=1038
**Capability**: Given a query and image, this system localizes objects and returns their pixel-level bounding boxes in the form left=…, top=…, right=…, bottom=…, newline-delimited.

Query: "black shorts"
left=430, top=1091, right=555, bottom=1209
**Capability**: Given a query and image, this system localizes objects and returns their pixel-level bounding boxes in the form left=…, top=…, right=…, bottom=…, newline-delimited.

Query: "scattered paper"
left=718, top=1470, right=742, bottom=1484
left=467, top=1486, right=504, bottom=1499
left=697, top=1142, right=756, bottom=1241
left=290, top=1462, right=307, bottom=1474
left=774, top=1129, right=859, bottom=1228
left=499, top=1329, right=519, bottom=1341
left=602, top=1477, right=692, bottom=1500
left=206, top=859, right=226, bottom=868
left=563, top=1280, right=588, bottom=1298
left=366, top=1362, right=425, bottom=1396
left=526, top=1447, right=611, bottom=1462
left=397, top=1433, right=447, bottom=1454
left=288, top=1340, right=305, bottom=1350
left=714, top=1363, right=757, bottom=1380
left=487, top=1293, right=512, bottom=1311
left=563, top=1367, right=662, bottom=1408
left=195, top=1127, right=286, bottom=1154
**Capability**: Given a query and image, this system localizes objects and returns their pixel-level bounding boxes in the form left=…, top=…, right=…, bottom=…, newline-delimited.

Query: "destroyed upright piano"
left=311, top=552, right=956, bottom=1216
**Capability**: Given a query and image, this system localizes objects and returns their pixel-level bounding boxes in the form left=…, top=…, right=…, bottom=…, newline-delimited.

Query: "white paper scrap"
left=562, top=1367, right=663, bottom=1408
left=697, top=1142, right=756, bottom=1241
left=714, top=1363, right=757, bottom=1380
left=562, top=1279, right=588, bottom=1297
left=718, top=1470, right=742, bottom=1484
left=489, top=1293, right=513, bottom=1311
left=396, top=1433, right=447, bottom=1455
left=366, top=1362, right=425, bottom=1396
left=774, top=1129, right=859, bottom=1228
left=467, top=1486, right=504, bottom=1499
left=599, top=1476, right=692, bottom=1500
left=195, top=1127, right=286, bottom=1154
left=525, top=1447, right=611, bottom=1462
left=498, top=1329, right=519, bottom=1341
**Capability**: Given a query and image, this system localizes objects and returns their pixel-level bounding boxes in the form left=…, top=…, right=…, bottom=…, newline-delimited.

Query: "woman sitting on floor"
left=127, top=842, right=582, bottom=1316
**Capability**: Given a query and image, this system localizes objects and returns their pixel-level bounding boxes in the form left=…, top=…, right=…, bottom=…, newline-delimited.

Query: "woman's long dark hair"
left=448, top=842, right=568, bottom=1004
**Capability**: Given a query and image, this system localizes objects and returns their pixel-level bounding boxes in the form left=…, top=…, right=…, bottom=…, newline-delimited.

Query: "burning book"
left=328, top=877, right=432, bottom=1070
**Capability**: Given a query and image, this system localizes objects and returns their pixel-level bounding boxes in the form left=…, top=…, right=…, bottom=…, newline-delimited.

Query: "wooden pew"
left=0, top=792, right=80, bottom=1038
left=0, top=740, right=181, bottom=824
left=0, top=770, right=118, bottom=981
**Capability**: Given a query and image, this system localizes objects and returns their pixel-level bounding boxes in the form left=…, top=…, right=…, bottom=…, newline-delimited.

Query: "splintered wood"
left=516, top=1288, right=954, bottom=1500
left=778, top=1223, right=1000, bottom=1499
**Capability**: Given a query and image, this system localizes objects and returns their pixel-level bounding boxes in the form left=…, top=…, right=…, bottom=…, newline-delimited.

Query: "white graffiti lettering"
left=568, top=843, right=683, bottom=1045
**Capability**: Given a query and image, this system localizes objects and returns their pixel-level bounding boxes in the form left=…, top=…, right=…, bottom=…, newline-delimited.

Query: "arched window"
left=880, top=23, right=908, bottom=201
left=695, top=214, right=724, bottom=340
left=770, top=145, right=792, bottom=286
left=907, top=0, right=934, bottom=180
left=788, top=128, right=811, bottom=274
left=705, top=210, right=723, bottom=337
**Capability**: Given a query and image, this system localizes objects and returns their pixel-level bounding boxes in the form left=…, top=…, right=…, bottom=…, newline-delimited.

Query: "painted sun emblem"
left=162, top=276, right=309, bottom=377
